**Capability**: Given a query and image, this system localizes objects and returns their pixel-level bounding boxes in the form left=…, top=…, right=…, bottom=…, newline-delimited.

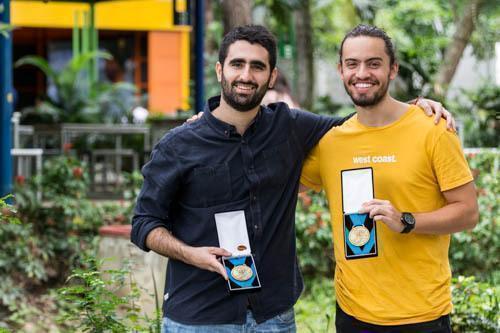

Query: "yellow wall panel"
left=11, top=0, right=191, bottom=31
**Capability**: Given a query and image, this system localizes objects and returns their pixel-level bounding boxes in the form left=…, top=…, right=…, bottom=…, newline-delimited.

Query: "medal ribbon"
left=345, top=213, right=375, bottom=254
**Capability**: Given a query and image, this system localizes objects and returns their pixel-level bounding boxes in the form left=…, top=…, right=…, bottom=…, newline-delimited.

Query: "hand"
left=186, top=112, right=203, bottom=124
left=416, top=98, right=456, bottom=131
left=186, top=246, right=232, bottom=280
left=359, top=199, right=404, bottom=233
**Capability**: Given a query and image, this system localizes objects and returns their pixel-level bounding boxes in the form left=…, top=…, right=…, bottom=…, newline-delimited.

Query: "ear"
left=215, top=62, right=222, bottom=82
left=268, top=68, right=278, bottom=89
left=389, top=62, right=398, bottom=80
left=337, top=62, right=344, bottom=80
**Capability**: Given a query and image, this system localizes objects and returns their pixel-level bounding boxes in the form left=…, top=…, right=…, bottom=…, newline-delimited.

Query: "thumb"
left=214, top=261, right=229, bottom=280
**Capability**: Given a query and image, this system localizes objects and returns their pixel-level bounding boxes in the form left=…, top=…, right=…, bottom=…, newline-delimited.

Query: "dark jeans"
left=335, top=304, right=452, bottom=333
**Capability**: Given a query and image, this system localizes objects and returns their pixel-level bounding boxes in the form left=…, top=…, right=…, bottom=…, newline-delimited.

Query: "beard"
left=344, top=75, right=390, bottom=107
left=221, top=73, right=270, bottom=112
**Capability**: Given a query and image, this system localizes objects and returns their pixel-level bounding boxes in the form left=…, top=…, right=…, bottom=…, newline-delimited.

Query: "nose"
left=239, top=64, right=252, bottom=81
left=356, top=63, right=370, bottom=80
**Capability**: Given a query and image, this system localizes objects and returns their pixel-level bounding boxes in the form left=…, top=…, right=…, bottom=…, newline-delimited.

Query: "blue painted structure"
left=194, top=0, right=204, bottom=113
left=0, top=0, right=12, bottom=197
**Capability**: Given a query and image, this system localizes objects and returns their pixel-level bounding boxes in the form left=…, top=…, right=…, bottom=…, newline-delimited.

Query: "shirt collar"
left=203, top=95, right=263, bottom=138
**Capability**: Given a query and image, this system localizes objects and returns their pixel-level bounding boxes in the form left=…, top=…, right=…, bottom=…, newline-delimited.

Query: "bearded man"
left=131, top=25, right=454, bottom=333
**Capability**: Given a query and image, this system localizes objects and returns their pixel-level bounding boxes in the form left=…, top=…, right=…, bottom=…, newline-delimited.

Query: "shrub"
left=451, top=276, right=499, bottom=333
left=450, top=151, right=499, bottom=281
left=295, top=191, right=334, bottom=276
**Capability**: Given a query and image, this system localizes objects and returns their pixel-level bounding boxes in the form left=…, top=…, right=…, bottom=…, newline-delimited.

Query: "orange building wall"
left=148, top=31, right=186, bottom=114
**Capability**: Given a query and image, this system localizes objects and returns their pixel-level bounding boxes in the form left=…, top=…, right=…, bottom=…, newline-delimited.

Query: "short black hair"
left=219, top=25, right=277, bottom=70
left=339, top=24, right=396, bottom=65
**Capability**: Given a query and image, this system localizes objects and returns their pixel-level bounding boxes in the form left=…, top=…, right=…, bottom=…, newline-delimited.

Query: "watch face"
left=403, top=213, right=415, bottom=225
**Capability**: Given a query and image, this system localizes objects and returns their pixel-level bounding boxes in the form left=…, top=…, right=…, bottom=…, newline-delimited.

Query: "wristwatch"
left=400, top=212, right=416, bottom=234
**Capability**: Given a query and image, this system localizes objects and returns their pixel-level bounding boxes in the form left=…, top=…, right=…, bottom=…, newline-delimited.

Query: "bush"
left=450, top=151, right=499, bottom=281
left=0, top=155, right=106, bottom=329
left=296, top=191, right=334, bottom=276
left=57, top=257, right=141, bottom=333
left=451, top=276, right=499, bottom=333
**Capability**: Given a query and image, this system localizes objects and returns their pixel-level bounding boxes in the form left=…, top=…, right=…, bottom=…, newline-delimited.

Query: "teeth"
left=235, top=84, right=255, bottom=90
left=355, top=83, right=373, bottom=88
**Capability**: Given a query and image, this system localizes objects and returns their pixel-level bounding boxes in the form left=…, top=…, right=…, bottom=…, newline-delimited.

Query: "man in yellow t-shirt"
left=301, top=25, right=478, bottom=333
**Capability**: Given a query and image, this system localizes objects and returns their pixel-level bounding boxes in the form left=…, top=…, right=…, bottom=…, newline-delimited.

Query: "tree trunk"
left=434, top=0, right=484, bottom=97
left=294, top=0, right=314, bottom=110
left=221, top=0, right=253, bottom=35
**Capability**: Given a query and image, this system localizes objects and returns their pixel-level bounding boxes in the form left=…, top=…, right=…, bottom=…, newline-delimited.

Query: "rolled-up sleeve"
left=131, top=142, right=181, bottom=251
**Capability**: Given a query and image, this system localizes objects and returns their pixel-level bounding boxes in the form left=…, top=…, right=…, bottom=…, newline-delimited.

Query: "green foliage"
left=450, top=151, right=499, bottom=281
left=295, top=191, right=334, bottom=276
left=295, top=277, right=335, bottom=333
left=451, top=276, right=499, bottom=333
left=1, top=155, right=106, bottom=328
left=57, top=257, right=142, bottom=333
left=296, top=275, right=499, bottom=333
left=450, top=85, right=500, bottom=148
left=15, top=51, right=137, bottom=124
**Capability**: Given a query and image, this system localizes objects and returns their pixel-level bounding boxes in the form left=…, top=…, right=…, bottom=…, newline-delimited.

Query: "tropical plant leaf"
left=14, top=55, right=57, bottom=81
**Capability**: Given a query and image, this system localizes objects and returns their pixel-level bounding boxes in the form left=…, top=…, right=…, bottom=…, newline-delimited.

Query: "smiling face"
left=216, top=40, right=277, bottom=112
left=338, top=36, right=398, bottom=107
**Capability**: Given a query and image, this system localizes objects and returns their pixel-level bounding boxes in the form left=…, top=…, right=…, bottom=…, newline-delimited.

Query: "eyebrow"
left=228, top=58, right=267, bottom=68
left=344, top=57, right=384, bottom=62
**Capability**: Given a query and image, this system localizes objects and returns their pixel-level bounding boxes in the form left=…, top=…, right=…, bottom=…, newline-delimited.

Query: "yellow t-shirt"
left=301, top=105, right=473, bottom=325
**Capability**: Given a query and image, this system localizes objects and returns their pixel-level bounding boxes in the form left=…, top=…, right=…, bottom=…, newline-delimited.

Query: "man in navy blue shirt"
left=131, top=25, right=453, bottom=333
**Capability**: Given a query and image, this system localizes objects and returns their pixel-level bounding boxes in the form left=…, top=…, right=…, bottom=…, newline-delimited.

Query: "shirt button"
left=252, top=196, right=257, bottom=201
left=224, top=130, right=229, bottom=136
left=254, top=225, right=259, bottom=230
left=241, top=139, right=246, bottom=144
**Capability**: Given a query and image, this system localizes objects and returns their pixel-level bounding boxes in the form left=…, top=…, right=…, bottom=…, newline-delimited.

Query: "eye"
left=345, top=62, right=357, bottom=69
left=252, top=63, right=265, bottom=71
left=231, top=62, right=243, bottom=68
left=369, top=62, right=381, bottom=68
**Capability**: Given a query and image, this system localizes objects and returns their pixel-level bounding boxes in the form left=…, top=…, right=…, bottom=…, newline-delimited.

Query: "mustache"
left=348, top=78, right=379, bottom=85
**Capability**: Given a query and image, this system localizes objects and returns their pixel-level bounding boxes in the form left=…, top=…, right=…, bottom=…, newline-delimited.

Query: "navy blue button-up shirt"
left=131, top=96, right=350, bottom=324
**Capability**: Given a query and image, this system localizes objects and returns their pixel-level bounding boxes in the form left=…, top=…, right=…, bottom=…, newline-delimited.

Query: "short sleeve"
left=431, top=131, right=473, bottom=192
left=300, top=144, right=323, bottom=192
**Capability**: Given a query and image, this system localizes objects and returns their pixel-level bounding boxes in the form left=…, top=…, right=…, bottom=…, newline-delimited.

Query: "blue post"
left=194, top=0, right=204, bottom=113
left=0, top=0, right=13, bottom=197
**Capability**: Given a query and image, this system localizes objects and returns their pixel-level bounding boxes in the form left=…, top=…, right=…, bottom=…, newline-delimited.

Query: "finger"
left=445, top=111, right=452, bottom=129
left=418, top=100, right=433, bottom=116
left=214, top=261, right=228, bottom=280
left=450, top=116, right=457, bottom=132
left=209, top=247, right=232, bottom=258
left=198, top=112, right=203, bottom=117
left=369, top=206, right=392, bottom=219
left=363, top=199, right=389, bottom=206
left=434, top=110, right=441, bottom=124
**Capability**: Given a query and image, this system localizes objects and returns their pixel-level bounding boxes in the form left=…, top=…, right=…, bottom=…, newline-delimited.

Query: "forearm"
left=414, top=201, right=479, bottom=235
left=145, top=226, right=231, bottom=279
left=146, top=227, right=193, bottom=263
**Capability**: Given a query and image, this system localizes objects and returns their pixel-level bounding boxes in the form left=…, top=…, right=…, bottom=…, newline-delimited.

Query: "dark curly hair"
left=219, top=25, right=277, bottom=70
left=339, top=24, right=396, bottom=65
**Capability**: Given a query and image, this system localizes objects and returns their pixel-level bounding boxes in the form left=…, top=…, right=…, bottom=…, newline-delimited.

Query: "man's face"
left=338, top=36, right=398, bottom=107
left=216, top=40, right=277, bottom=112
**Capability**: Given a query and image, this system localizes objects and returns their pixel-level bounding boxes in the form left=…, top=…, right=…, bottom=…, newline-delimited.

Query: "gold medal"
left=230, top=264, right=253, bottom=281
left=348, top=225, right=370, bottom=247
